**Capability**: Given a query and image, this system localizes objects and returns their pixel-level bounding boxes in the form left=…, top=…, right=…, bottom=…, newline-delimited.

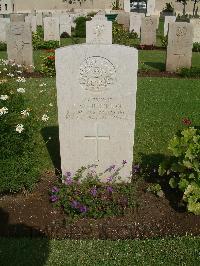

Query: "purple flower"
left=50, top=195, right=58, bottom=202
left=90, top=186, right=97, bottom=197
left=51, top=186, right=59, bottom=193
left=122, top=160, right=127, bottom=165
left=65, top=171, right=71, bottom=177
left=105, top=165, right=116, bottom=172
left=79, top=205, right=87, bottom=213
left=71, top=200, right=79, bottom=208
left=107, top=176, right=113, bottom=182
left=106, top=186, right=113, bottom=193
left=64, top=177, right=73, bottom=185
left=133, top=164, right=140, bottom=174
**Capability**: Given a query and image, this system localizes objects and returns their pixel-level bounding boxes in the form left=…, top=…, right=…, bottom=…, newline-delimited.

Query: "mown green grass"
left=3, top=76, right=199, bottom=175
left=0, top=237, right=199, bottom=265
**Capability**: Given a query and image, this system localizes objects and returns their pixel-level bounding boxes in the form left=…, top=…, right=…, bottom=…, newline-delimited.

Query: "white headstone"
left=0, top=18, right=10, bottom=42
left=147, top=0, right=156, bottom=16
left=36, top=12, right=43, bottom=26
left=124, top=0, right=130, bottom=12
left=190, top=19, right=200, bottom=43
left=129, top=13, right=145, bottom=37
left=55, top=44, right=138, bottom=181
left=44, top=17, right=60, bottom=42
left=164, top=16, right=176, bottom=36
left=141, top=16, right=157, bottom=46
left=59, top=14, right=71, bottom=36
left=166, top=22, right=193, bottom=72
left=6, top=22, right=33, bottom=70
left=86, top=17, right=112, bottom=44
left=25, top=15, right=37, bottom=33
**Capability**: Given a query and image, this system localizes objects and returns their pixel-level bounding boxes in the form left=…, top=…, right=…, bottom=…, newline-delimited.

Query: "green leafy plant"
left=32, top=28, right=59, bottom=50
left=147, top=183, right=164, bottom=197
left=193, top=42, right=200, bottom=52
left=39, top=50, right=55, bottom=77
left=162, top=2, right=174, bottom=13
left=0, top=64, right=39, bottom=193
left=0, top=42, right=7, bottom=51
left=160, top=35, right=168, bottom=48
left=112, top=22, right=138, bottom=46
left=50, top=162, right=136, bottom=221
left=179, top=67, right=200, bottom=78
left=74, top=16, right=89, bottom=38
left=158, top=126, right=200, bottom=215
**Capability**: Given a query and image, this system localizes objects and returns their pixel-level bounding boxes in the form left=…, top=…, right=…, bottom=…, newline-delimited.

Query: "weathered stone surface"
left=55, top=44, right=138, bottom=181
left=164, top=16, right=176, bottom=36
left=6, top=22, right=33, bottom=69
left=166, top=22, right=193, bottom=72
left=141, top=16, right=157, bottom=45
left=59, top=14, right=71, bottom=36
left=10, top=13, right=26, bottom=22
left=147, top=0, right=155, bottom=15
left=43, top=17, right=60, bottom=42
left=86, top=16, right=112, bottom=44
left=116, top=12, right=130, bottom=30
left=129, top=13, right=145, bottom=37
left=36, top=11, right=43, bottom=26
left=25, top=15, right=37, bottom=33
left=0, top=18, right=10, bottom=42
left=190, top=18, right=200, bottom=43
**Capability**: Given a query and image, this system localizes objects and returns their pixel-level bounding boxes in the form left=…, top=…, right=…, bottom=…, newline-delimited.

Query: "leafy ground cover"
left=0, top=236, right=199, bottom=266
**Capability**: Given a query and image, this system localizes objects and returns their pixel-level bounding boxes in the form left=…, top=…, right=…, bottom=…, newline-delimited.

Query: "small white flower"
left=0, top=71, right=1, bottom=74
left=17, top=88, right=25, bottom=93
left=21, top=110, right=30, bottom=117
left=39, top=83, right=47, bottom=87
left=39, top=90, right=44, bottom=93
left=3, top=68, right=7, bottom=71
left=16, top=77, right=26, bottom=83
left=7, top=73, right=14, bottom=77
left=0, top=107, right=8, bottom=115
left=49, top=103, right=53, bottom=107
left=42, top=114, right=49, bottom=122
left=0, top=95, right=9, bottom=101
left=15, top=124, right=24, bottom=133
left=17, top=64, right=22, bottom=68
left=16, top=70, right=22, bottom=74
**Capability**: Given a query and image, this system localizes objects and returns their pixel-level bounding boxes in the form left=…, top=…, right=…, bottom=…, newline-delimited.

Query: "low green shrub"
left=50, top=162, right=136, bottom=221
left=179, top=67, right=200, bottom=78
left=32, top=29, right=60, bottom=50
left=74, top=16, right=90, bottom=38
left=39, top=50, right=55, bottom=76
left=112, top=22, right=138, bottom=46
left=146, top=183, right=164, bottom=197
left=0, top=42, right=7, bottom=51
left=60, top=32, right=71, bottom=38
left=159, top=126, right=200, bottom=215
left=193, top=42, right=200, bottom=52
left=160, top=35, right=168, bottom=48
left=0, top=76, right=39, bottom=193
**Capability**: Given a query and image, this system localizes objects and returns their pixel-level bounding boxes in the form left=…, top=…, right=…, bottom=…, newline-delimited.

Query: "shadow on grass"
left=0, top=208, right=49, bottom=266
left=143, top=61, right=166, bottom=71
left=139, top=153, right=186, bottom=213
left=41, top=126, right=61, bottom=175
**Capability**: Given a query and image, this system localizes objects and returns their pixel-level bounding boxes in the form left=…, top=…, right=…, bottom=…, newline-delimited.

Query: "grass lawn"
left=0, top=236, right=200, bottom=265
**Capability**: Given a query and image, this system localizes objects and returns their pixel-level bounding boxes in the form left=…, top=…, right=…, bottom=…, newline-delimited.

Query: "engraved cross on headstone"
left=84, top=124, right=110, bottom=162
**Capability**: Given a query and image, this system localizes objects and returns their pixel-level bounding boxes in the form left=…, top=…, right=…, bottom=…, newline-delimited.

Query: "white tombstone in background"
left=164, top=16, right=176, bottom=36
left=166, top=22, right=193, bottom=72
left=129, top=13, right=145, bottom=37
left=56, top=44, right=138, bottom=181
left=43, top=17, right=60, bottom=42
left=147, top=0, right=156, bottom=15
left=59, top=14, right=71, bottom=36
left=6, top=22, right=33, bottom=70
left=0, top=18, right=10, bottom=42
left=36, top=12, right=43, bottom=26
left=190, top=19, right=200, bottom=43
left=86, top=15, right=112, bottom=44
left=124, top=0, right=130, bottom=12
left=25, top=15, right=37, bottom=33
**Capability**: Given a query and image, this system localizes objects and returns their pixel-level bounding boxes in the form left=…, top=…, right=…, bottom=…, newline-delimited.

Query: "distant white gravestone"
left=56, top=44, right=138, bottom=181
left=6, top=22, right=33, bottom=70
left=164, top=16, right=176, bottom=36
left=0, top=18, right=10, bottom=42
left=190, top=19, right=200, bottom=43
left=141, top=16, right=157, bottom=45
left=86, top=16, right=112, bottom=44
left=25, top=15, right=37, bottom=33
left=129, top=13, right=145, bottom=37
left=166, top=22, right=193, bottom=72
left=44, top=17, right=60, bottom=42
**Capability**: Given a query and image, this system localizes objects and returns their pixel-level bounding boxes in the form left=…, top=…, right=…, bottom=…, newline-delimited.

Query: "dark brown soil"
left=138, top=70, right=181, bottom=78
left=1, top=172, right=200, bottom=239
